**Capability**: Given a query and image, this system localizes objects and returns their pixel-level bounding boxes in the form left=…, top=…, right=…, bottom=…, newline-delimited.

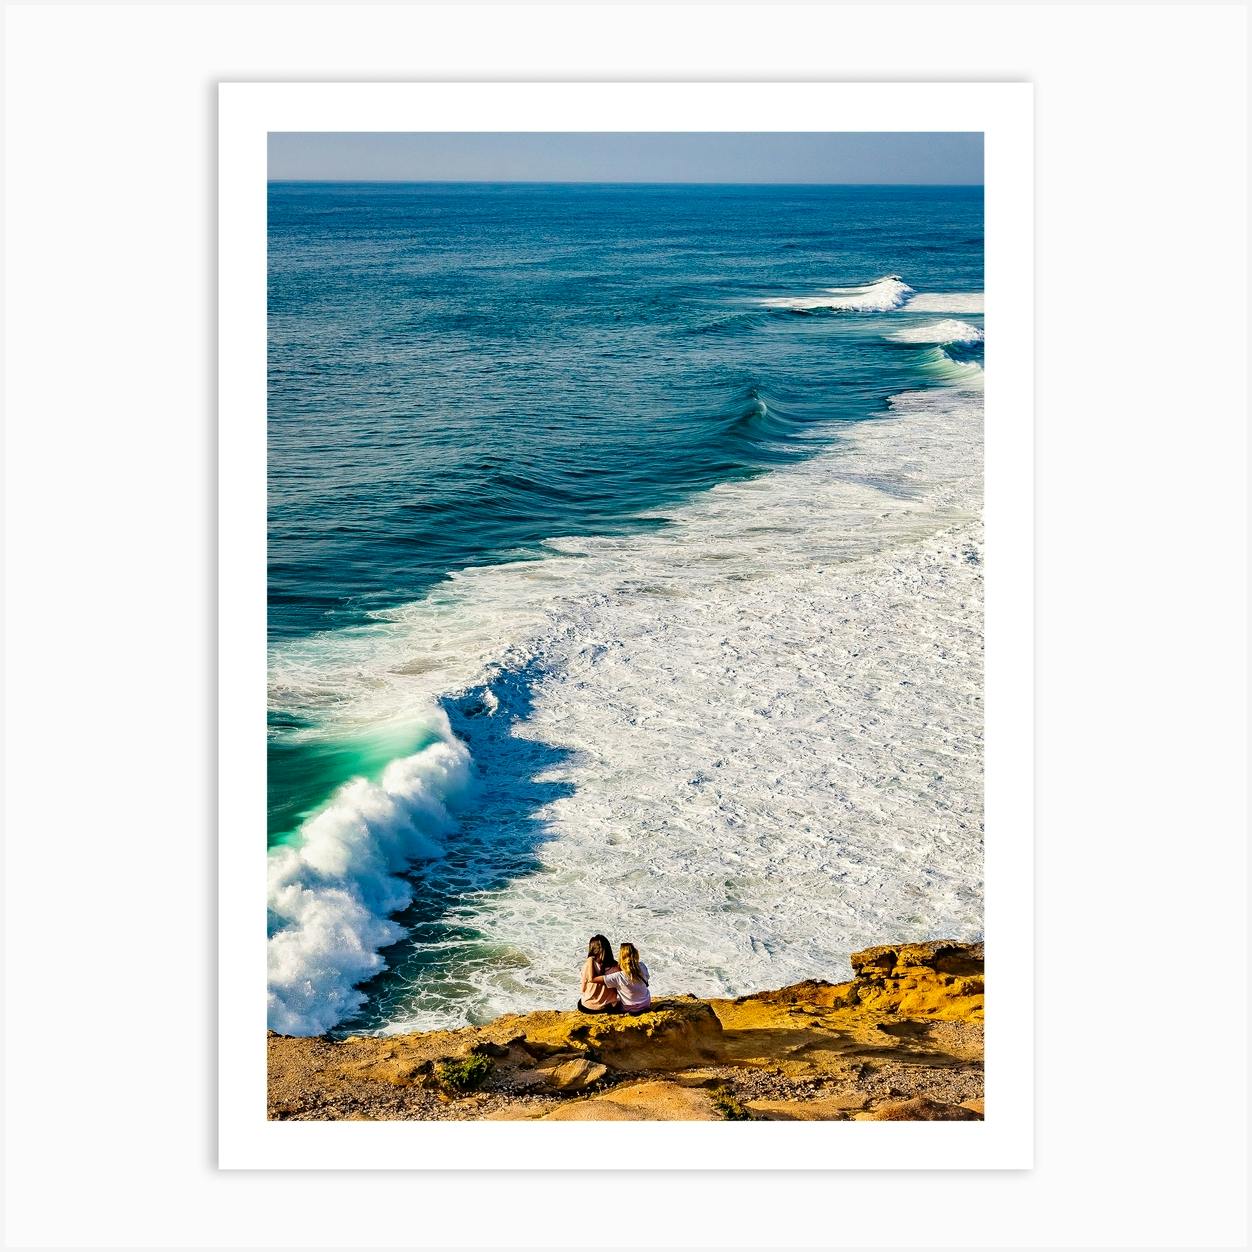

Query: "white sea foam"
left=903, top=292, right=984, bottom=314
left=761, top=275, right=913, bottom=312
left=269, top=379, right=985, bottom=1034
left=888, top=319, right=985, bottom=345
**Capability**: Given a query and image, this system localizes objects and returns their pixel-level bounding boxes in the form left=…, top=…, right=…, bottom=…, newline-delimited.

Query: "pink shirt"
left=580, top=958, right=619, bottom=1010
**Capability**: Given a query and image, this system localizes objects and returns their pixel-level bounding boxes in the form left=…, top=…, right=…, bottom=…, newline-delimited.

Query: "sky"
left=267, top=132, right=983, bottom=185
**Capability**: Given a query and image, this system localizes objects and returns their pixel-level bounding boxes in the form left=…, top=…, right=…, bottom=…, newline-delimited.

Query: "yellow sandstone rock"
left=539, top=1080, right=719, bottom=1121
left=477, top=998, right=726, bottom=1071
left=536, top=1058, right=609, bottom=1091
left=857, top=1096, right=983, bottom=1121
left=745, top=1093, right=870, bottom=1120
left=267, top=939, right=984, bottom=1122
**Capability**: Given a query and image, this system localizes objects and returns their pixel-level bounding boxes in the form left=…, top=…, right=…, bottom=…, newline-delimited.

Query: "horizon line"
left=267, top=178, right=984, bottom=188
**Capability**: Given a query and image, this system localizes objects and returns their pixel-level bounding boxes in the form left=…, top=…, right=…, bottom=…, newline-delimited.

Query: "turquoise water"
left=267, top=182, right=984, bottom=1034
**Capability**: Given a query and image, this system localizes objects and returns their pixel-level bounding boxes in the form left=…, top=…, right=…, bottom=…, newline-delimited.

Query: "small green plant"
left=434, top=1054, right=494, bottom=1093
left=711, top=1089, right=752, bottom=1121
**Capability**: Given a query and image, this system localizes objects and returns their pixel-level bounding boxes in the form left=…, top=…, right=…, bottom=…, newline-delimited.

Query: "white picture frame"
left=218, top=81, right=1034, bottom=1171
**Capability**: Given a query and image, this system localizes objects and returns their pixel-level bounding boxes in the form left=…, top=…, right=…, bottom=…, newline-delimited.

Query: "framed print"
left=219, top=81, right=1033, bottom=1169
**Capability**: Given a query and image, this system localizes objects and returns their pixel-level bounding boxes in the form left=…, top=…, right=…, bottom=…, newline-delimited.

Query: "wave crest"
left=917, top=346, right=984, bottom=390
left=266, top=719, right=474, bottom=1035
left=761, top=274, right=913, bottom=313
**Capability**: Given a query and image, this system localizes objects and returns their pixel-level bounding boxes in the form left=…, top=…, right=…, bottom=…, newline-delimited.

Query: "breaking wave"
left=760, top=277, right=985, bottom=319
left=266, top=719, right=474, bottom=1035
left=916, top=346, right=985, bottom=389
left=761, top=274, right=913, bottom=312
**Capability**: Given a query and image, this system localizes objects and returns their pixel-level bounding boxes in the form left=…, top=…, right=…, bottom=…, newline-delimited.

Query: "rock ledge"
left=268, top=940, right=984, bottom=1122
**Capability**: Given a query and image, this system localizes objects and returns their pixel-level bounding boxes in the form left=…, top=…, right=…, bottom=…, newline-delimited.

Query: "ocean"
left=266, top=181, right=985, bottom=1036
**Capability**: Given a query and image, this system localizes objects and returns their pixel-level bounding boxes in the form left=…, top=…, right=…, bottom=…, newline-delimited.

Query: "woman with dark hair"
left=577, top=934, right=620, bottom=1013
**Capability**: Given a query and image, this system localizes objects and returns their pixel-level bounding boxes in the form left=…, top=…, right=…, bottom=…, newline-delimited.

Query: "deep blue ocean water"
left=266, top=182, right=984, bottom=1034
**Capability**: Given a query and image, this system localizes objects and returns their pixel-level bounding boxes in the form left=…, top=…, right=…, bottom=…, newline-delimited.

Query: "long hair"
left=618, top=942, right=648, bottom=986
left=587, top=934, right=616, bottom=975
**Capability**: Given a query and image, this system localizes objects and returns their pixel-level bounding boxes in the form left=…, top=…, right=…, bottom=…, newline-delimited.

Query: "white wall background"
left=3, top=3, right=1247, bottom=1249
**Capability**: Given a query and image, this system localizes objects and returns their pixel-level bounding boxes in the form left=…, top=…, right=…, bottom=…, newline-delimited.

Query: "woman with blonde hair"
left=590, top=941, right=651, bottom=1015
left=577, top=934, right=620, bottom=1013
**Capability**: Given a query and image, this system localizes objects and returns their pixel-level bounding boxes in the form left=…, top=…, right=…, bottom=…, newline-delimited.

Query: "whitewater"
left=267, top=341, right=984, bottom=1035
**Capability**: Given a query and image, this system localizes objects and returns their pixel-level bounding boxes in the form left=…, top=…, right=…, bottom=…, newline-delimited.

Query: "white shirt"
left=601, top=964, right=651, bottom=1012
